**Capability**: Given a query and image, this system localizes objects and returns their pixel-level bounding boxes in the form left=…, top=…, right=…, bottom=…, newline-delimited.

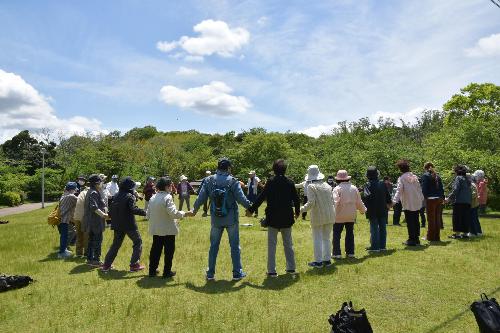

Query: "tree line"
left=0, top=83, right=499, bottom=209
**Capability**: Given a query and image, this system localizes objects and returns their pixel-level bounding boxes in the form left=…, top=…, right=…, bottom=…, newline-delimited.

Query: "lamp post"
left=41, top=148, right=47, bottom=209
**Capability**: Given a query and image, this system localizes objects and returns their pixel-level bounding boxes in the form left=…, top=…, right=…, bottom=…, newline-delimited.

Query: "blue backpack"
left=209, top=176, right=236, bottom=217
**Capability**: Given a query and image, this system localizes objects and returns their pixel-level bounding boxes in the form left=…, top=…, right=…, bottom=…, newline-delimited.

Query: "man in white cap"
left=177, top=175, right=194, bottom=211
left=246, top=171, right=261, bottom=217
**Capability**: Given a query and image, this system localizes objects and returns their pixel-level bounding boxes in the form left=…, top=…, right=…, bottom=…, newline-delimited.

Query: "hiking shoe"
left=365, top=247, right=380, bottom=253
left=129, top=263, right=145, bottom=272
left=266, top=272, right=278, bottom=278
left=232, top=271, right=247, bottom=281
left=100, top=264, right=114, bottom=272
left=322, top=260, right=332, bottom=267
left=57, top=250, right=73, bottom=259
left=162, top=271, right=176, bottom=279
left=87, top=260, right=103, bottom=267
left=307, top=261, right=323, bottom=268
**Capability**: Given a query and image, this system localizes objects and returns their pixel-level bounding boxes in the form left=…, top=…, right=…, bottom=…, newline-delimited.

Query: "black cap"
left=366, top=166, right=379, bottom=180
left=88, top=174, right=102, bottom=184
left=217, top=157, right=232, bottom=170
left=156, top=176, right=172, bottom=190
left=77, top=175, right=87, bottom=181
left=119, top=177, right=136, bottom=191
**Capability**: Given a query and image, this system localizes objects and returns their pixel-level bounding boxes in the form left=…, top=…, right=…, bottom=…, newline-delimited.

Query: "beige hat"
left=205, top=170, right=212, bottom=175
left=305, top=165, right=325, bottom=181
left=335, top=170, right=351, bottom=181
left=180, top=175, right=188, bottom=181
left=248, top=170, right=256, bottom=176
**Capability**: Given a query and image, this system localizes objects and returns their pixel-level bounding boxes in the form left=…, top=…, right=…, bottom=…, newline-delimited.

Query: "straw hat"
left=305, top=165, right=325, bottom=181
left=179, top=175, right=188, bottom=181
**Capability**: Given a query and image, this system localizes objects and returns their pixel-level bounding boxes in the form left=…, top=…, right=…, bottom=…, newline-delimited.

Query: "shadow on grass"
left=424, top=285, right=500, bottom=333
left=365, top=249, right=397, bottom=257
left=185, top=280, right=245, bottom=294
left=332, top=256, right=368, bottom=266
left=403, top=243, right=430, bottom=251
left=244, top=273, right=301, bottom=290
left=305, top=265, right=338, bottom=276
left=97, top=270, right=144, bottom=280
left=136, top=276, right=181, bottom=289
left=427, top=240, right=451, bottom=246
left=39, top=253, right=60, bottom=262
left=69, top=264, right=97, bottom=275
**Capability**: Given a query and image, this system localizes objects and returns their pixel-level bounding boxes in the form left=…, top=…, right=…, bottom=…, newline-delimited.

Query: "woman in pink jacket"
left=332, top=170, right=366, bottom=259
left=392, top=160, right=424, bottom=246
left=474, top=170, right=488, bottom=214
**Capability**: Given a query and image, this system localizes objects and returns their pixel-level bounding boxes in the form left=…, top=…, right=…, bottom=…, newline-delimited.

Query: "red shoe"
left=129, top=262, right=145, bottom=272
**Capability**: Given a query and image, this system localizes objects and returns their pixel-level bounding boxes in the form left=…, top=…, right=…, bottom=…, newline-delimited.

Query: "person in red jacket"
left=143, top=176, right=156, bottom=211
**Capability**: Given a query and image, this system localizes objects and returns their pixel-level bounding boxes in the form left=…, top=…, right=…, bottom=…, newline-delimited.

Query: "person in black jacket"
left=101, top=177, right=147, bottom=272
left=421, top=162, right=444, bottom=241
left=362, top=167, right=392, bottom=252
left=247, top=159, right=300, bottom=277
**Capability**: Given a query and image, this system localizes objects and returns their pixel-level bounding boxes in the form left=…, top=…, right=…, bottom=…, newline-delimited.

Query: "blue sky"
left=1, top=0, right=499, bottom=142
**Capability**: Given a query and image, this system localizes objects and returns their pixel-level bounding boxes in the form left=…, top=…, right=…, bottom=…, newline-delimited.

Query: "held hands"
left=185, top=210, right=196, bottom=217
left=245, top=209, right=253, bottom=217
left=294, top=213, right=300, bottom=220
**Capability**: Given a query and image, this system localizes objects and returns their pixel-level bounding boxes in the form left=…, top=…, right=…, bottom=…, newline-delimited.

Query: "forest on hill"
left=1, top=83, right=499, bottom=208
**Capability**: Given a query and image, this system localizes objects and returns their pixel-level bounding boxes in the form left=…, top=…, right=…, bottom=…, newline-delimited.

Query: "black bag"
left=0, top=274, right=34, bottom=292
left=471, top=293, right=500, bottom=333
left=328, top=301, right=373, bottom=333
left=259, top=216, right=268, bottom=228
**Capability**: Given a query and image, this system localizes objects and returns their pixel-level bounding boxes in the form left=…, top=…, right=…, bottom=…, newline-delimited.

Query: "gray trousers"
left=104, top=229, right=142, bottom=266
left=267, top=226, right=295, bottom=274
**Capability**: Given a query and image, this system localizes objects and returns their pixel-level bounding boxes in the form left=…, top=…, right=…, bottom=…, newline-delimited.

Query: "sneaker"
left=87, top=260, right=103, bottom=267
left=379, top=248, right=387, bottom=251
left=206, top=274, right=215, bottom=281
left=57, top=250, right=73, bottom=259
left=129, top=263, right=145, bottom=272
left=285, top=270, right=296, bottom=274
left=232, top=271, right=247, bottom=281
left=477, top=233, right=483, bottom=237
left=307, top=261, right=323, bottom=268
left=448, top=234, right=461, bottom=239
left=347, top=254, right=356, bottom=258
left=332, top=255, right=342, bottom=260
left=402, top=241, right=417, bottom=246
left=148, top=271, right=158, bottom=277
left=266, top=272, right=278, bottom=278
left=322, top=260, right=332, bottom=267
left=461, top=234, right=469, bottom=239
left=202, top=212, right=208, bottom=217
left=162, top=271, right=176, bottom=279
left=100, top=264, right=114, bottom=272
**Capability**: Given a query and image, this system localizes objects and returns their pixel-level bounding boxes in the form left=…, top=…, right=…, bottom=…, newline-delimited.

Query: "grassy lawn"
left=0, top=200, right=499, bottom=333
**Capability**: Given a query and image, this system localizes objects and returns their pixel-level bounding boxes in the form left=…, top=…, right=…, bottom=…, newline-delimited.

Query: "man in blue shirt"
left=189, top=157, right=252, bottom=281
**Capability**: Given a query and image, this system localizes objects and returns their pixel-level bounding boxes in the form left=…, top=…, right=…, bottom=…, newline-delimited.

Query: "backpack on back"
left=209, top=176, right=235, bottom=218
left=471, top=293, right=500, bottom=333
left=47, top=204, right=61, bottom=226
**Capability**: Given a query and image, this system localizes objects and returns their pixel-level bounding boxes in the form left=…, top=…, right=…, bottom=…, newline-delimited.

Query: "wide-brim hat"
left=335, top=170, right=351, bottom=181
left=99, top=174, right=107, bottom=181
left=119, top=177, right=136, bottom=191
left=88, top=174, right=102, bottom=184
left=180, top=175, right=188, bottom=181
left=248, top=170, right=256, bottom=176
left=305, top=165, right=325, bottom=181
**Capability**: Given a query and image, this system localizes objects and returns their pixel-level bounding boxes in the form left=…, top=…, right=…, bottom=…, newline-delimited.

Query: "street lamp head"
left=41, top=148, right=47, bottom=154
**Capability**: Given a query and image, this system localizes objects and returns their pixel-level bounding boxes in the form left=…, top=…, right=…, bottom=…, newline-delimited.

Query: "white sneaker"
left=477, top=233, right=483, bottom=237
left=332, top=255, right=342, bottom=259
left=57, top=250, right=73, bottom=259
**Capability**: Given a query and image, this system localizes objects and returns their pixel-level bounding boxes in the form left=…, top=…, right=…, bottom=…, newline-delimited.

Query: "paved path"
left=0, top=202, right=55, bottom=218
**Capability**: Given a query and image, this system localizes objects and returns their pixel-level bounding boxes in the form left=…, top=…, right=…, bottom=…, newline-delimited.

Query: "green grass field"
left=0, top=201, right=499, bottom=333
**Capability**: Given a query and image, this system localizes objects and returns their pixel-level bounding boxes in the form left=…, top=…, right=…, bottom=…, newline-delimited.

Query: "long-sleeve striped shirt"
left=59, top=193, right=77, bottom=224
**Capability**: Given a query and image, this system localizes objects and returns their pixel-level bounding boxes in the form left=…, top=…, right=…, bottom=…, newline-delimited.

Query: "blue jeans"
left=470, top=207, right=482, bottom=235
left=207, top=224, right=242, bottom=276
left=369, top=216, right=387, bottom=250
left=57, top=223, right=69, bottom=254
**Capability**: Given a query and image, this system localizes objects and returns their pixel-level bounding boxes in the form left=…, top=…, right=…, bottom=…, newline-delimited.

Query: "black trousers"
left=404, top=210, right=420, bottom=245
left=393, top=201, right=402, bottom=225
left=149, top=235, right=176, bottom=276
left=452, top=203, right=471, bottom=233
left=419, top=206, right=426, bottom=227
left=333, top=223, right=355, bottom=255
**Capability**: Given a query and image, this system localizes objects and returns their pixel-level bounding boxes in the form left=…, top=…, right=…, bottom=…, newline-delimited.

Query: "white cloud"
left=465, top=33, right=500, bottom=57
left=299, top=124, right=339, bottom=138
left=0, top=69, right=104, bottom=143
left=156, top=41, right=178, bottom=53
left=369, top=107, right=427, bottom=124
left=257, top=16, right=269, bottom=27
left=156, top=19, right=250, bottom=59
left=175, top=66, right=199, bottom=76
left=159, top=81, right=251, bottom=116
left=184, top=55, right=205, bottom=62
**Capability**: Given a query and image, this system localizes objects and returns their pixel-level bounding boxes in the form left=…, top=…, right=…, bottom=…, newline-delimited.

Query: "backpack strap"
left=481, top=293, right=489, bottom=301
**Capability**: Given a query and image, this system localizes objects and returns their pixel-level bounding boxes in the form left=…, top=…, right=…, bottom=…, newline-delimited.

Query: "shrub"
left=0, top=191, right=22, bottom=207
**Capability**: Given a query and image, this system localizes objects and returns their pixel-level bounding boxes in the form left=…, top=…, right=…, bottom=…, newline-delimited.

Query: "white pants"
left=311, top=224, right=333, bottom=262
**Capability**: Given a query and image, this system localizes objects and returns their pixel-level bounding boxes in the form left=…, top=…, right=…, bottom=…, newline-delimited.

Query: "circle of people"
left=55, top=158, right=488, bottom=281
